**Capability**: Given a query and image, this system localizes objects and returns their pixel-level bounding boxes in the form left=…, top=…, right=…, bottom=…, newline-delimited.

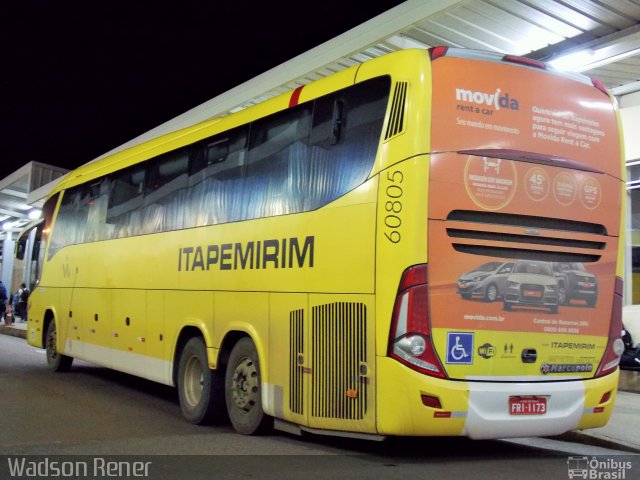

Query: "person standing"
left=17, top=282, right=29, bottom=322
left=0, top=281, right=7, bottom=321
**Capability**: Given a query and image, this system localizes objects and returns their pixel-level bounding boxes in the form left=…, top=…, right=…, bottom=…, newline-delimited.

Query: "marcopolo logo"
left=456, top=87, right=520, bottom=111
left=541, top=363, right=593, bottom=375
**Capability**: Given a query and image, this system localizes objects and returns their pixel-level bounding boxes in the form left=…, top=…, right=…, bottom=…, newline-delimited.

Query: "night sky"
left=1, top=1, right=405, bottom=179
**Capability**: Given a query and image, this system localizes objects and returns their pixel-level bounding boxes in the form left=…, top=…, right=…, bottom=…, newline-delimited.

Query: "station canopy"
left=2, top=0, right=640, bottom=238
left=97, top=0, right=640, bottom=160
left=0, top=162, right=68, bottom=239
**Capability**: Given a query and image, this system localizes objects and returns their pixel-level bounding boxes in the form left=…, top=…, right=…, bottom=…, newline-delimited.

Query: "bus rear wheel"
left=225, top=337, right=272, bottom=435
left=177, top=337, right=224, bottom=425
left=45, top=321, right=73, bottom=372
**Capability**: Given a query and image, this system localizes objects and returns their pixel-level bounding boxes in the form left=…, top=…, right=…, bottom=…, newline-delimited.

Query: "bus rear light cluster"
left=502, top=54, right=546, bottom=69
left=599, top=390, right=612, bottom=405
left=388, top=264, right=446, bottom=378
left=596, top=277, right=625, bottom=377
left=591, top=78, right=610, bottom=96
left=429, top=46, right=449, bottom=60
left=420, top=393, right=442, bottom=409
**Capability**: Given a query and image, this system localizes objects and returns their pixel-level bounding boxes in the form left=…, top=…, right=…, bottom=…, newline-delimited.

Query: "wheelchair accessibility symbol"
left=446, top=332, right=474, bottom=365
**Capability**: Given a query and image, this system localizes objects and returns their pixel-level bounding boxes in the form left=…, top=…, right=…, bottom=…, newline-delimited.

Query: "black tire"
left=485, top=284, right=498, bottom=302
left=503, top=301, right=512, bottom=311
left=460, top=293, right=472, bottom=300
left=177, top=337, right=225, bottom=425
left=45, top=320, right=73, bottom=372
left=558, top=284, right=568, bottom=305
left=550, top=305, right=559, bottom=314
left=225, top=337, right=272, bottom=435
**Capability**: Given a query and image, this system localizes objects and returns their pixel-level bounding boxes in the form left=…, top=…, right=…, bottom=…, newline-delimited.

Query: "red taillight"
left=596, top=277, right=625, bottom=377
left=599, top=391, right=612, bottom=405
left=429, top=46, right=449, bottom=61
left=388, top=264, right=446, bottom=378
left=399, top=263, right=428, bottom=291
left=502, top=54, right=546, bottom=70
left=421, top=394, right=442, bottom=409
left=591, top=78, right=610, bottom=96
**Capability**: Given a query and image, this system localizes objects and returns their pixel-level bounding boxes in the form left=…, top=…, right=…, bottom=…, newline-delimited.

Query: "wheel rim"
left=558, top=287, right=566, bottom=304
left=183, top=355, right=204, bottom=407
left=46, top=326, right=58, bottom=362
left=231, top=357, right=259, bottom=412
left=487, top=285, right=497, bottom=301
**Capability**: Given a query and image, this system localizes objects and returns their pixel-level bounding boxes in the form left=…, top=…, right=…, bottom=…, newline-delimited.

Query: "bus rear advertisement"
left=24, top=46, right=625, bottom=440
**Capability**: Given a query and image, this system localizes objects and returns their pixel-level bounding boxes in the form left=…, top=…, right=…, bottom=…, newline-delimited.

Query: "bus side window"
left=142, top=149, right=190, bottom=233
left=306, top=75, right=391, bottom=210
left=188, top=126, right=248, bottom=226
left=146, top=149, right=190, bottom=197
left=41, top=193, right=59, bottom=260
left=247, top=104, right=312, bottom=219
left=107, top=167, right=146, bottom=238
left=48, top=186, right=91, bottom=256
left=85, top=178, right=111, bottom=242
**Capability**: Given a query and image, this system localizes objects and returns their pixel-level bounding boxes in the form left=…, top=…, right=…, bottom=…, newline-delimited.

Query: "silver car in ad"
left=503, top=260, right=559, bottom=314
left=456, top=261, right=515, bottom=302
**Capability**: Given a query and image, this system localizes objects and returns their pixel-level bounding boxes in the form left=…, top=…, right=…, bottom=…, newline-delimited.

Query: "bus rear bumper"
left=376, top=357, right=619, bottom=438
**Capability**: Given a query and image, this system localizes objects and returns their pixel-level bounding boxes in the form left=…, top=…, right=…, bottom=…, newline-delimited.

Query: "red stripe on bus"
left=289, top=86, right=304, bottom=107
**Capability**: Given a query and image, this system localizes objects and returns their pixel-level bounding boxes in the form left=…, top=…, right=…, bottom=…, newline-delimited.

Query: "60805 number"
left=384, top=170, right=403, bottom=243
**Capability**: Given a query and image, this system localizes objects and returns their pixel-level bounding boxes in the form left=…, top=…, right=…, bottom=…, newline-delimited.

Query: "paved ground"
left=2, top=321, right=639, bottom=455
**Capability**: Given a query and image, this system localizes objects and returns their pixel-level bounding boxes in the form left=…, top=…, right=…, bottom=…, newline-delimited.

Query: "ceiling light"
left=548, top=50, right=595, bottom=72
left=549, top=45, right=640, bottom=73
left=28, top=209, right=42, bottom=220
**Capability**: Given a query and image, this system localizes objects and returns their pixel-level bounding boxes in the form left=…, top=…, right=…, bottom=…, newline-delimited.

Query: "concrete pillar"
left=2, top=234, right=15, bottom=299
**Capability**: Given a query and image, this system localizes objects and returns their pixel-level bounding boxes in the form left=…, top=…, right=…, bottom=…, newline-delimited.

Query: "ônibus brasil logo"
left=455, top=87, right=520, bottom=111
left=567, top=456, right=633, bottom=479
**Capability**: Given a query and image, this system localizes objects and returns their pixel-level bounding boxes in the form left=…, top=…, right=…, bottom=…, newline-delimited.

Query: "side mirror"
left=15, top=237, right=27, bottom=260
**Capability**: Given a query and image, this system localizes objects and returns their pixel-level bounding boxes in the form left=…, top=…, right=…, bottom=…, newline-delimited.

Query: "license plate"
left=509, top=396, right=547, bottom=415
left=523, top=290, right=542, bottom=298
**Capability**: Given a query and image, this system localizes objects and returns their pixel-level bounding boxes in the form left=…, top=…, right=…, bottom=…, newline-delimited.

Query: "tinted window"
left=46, top=75, right=391, bottom=253
left=247, top=104, right=313, bottom=217
left=305, top=75, right=390, bottom=210
left=147, top=149, right=189, bottom=195
left=142, top=149, right=190, bottom=233
left=188, top=127, right=248, bottom=225
left=107, top=167, right=145, bottom=237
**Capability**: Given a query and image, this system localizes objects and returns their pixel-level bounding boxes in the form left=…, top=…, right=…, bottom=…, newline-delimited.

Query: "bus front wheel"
left=177, top=337, right=224, bottom=425
left=225, top=337, right=272, bottom=435
left=45, top=321, right=73, bottom=372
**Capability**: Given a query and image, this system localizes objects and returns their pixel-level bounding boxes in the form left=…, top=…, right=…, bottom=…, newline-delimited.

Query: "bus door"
left=63, top=242, right=112, bottom=364
left=111, top=289, right=147, bottom=375
left=69, top=285, right=111, bottom=365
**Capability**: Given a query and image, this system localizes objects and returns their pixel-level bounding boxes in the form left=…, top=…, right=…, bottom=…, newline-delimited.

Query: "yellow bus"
left=25, top=47, right=625, bottom=439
